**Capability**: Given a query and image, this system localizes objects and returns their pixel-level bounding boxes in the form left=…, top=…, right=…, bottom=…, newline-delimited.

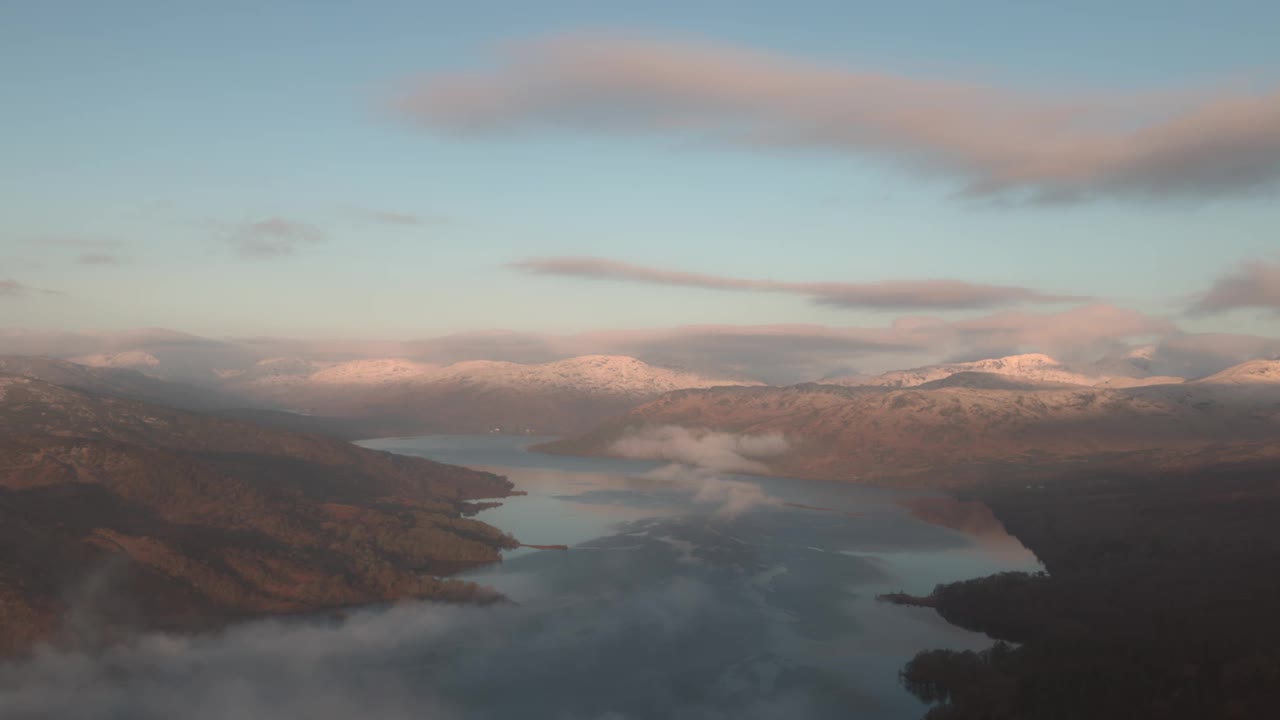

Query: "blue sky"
left=2, top=0, right=1278, bottom=344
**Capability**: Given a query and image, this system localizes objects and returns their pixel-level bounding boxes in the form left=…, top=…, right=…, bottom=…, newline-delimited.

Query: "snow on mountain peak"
left=969, top=353, right=1061, bottom=369
left=70, top=351, right=160, bottom=369
left=228, top=354, right=758, bottom=396
left=832, top=352, right=1182, bottom=390
left=1123, top=345, right=1158, bottom=361
left=1194, top=359, right=1280, bottom=385
left=308, top=358, right=439, bottom=385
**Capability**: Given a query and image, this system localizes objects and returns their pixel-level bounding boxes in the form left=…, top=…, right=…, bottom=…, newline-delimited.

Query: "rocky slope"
left=0, top=376, right=519, bottom=657
left=539, top=362, right=1280, bottom=484
left=221, top=354, right=760, bottom=436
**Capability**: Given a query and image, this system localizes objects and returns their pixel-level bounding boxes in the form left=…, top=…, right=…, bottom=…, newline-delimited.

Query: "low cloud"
left=402, top=330, right=568, bottom=365
left=1188, top=260, right=1280, bottom=314
left=1146, top=332, right=1280, bottom=378
left=4, top=302, right=1177, bottom=386
left=944, top=303, right=1174, bottom=364
left=0, top=574, right=813, bottom=719
left=576, top=304, right=1172, bottom=381
left=225, top=218, right=328, bottom=259
left=1, top=299, right=1186, bottom=383
left=515, top=256, right=1081, bottom=310
left=610, top=425, right=789, bottom=474
left=396, top=33, right=1280, bottom=201
left=588, top=324, right=925, bottom=382
left=642, top=463, right=781, bottom=519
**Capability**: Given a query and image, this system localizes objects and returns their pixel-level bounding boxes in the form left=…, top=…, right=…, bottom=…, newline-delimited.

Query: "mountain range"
left=540, top=358, right=1280, bottom=484
left=0, top=352, right=758, bottom=437
left=825, top=352, right=1185, bottom=389
left=215, top=354, right=760, bottom=436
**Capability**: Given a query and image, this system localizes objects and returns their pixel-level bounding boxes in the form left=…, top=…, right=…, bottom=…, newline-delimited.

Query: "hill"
left=0, top=375, right=518, bottom=656
left=0, top=356, right=237, bottom=411
left=221, top=354, right=760, bottom=435
left=1192, top=358, right=1280, bottom=385
left=539, top=364, right=1280, bottom=484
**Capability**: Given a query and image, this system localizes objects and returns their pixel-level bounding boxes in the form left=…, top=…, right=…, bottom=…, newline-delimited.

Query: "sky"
left=1, top=1, right=1278, bottom=370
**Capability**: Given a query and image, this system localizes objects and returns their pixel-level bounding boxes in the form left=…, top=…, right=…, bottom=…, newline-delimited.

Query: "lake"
left=357, top=435, right=1042, bottom=719
left=0, top=435, right=1040, bottom=720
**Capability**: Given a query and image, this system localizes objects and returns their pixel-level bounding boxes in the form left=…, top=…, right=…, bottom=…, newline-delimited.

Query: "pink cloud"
left=397, top=33, right=1280, bottom=200
left=513, top=256, right=1082, bottom=310
left=945, top=303, right=1175, bottom=359
left=1189, top=259, right=1280, bottom=314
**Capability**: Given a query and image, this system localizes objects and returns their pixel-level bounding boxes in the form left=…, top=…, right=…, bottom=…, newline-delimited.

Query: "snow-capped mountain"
left=68, top=350, right=161, bottom=370
left=1192, top=358, right=1280, bottom=385
left=220, top=354, right=761, bottom=435
left=227, top=354, right=754, bottom=395
left=543, top=373, right=1280, bottom=484
left=828, top=353, right=1184, bottom=389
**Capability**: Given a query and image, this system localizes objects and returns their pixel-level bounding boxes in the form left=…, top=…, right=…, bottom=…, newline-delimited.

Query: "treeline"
left=899, top=463, right=1280, bottom=719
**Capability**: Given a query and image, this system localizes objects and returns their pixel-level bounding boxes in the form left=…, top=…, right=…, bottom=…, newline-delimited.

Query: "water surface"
left=0, top=435, right=1040, bottom=720
left=356, top=435, right=1042, bottom=719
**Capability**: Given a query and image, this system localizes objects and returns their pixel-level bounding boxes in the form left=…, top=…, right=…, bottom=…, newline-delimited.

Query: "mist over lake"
left=0, top=435, right=1037, bottom=720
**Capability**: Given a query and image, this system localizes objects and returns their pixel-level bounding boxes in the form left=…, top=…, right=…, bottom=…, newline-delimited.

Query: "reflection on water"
left=356, top=435, right=1042, bottom=718
left=0, top=436, right=1041, bottom=720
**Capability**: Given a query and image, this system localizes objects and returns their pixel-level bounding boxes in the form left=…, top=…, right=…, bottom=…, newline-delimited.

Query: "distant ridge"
left=540, top=358, right=1280, bottom=484
left=216, top=354, right=761, bottom=436
left=0, top=356, right=235, bottom=411
left=827, top=353, right=1185, bottom=389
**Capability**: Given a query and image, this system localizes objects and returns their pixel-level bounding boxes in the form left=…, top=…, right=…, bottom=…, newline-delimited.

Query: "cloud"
left=1188, top=260, right=1280, bottom=314
left=641, top=463, right=781, bottom=519
left=0, top=301, right=1178, bottom=384
left=514, top=256, right=1081, bottom=310
left=0, top=279, right=61, bottom=298
left=204, top=303, right=1179, bottom=384
left=609, top=425, right=789, bottom=474
left=347, top=207, right=446, bottom=227
left=402, top=330, right=567, bottom=365
left=585, top=324, right=925, bottom=382
left=1145, top=331, right=1280, bottom=378
left=75, top=253, right=121, bottom=266
left=30, top=236, right=120, bottom=249
left=0, top=572, right=820, bottom=719
left=225, top=218, right=327, bottom=259
left=943, top=303, right=1174, bottom=362
left=568, top=304, right=1171, bottom=381
left=396, top=33, right=1280, bottom=201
